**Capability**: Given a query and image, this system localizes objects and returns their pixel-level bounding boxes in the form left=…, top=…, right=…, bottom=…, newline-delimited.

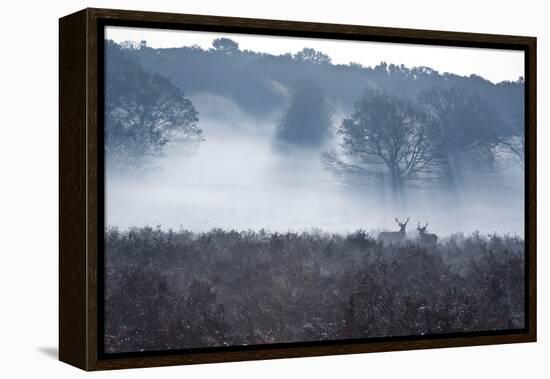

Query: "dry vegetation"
left=104, top=227, right=524, bottom=353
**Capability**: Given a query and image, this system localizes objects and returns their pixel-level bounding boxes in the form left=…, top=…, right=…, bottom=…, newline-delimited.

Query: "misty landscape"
left=103, top=30, right=525, bottom=353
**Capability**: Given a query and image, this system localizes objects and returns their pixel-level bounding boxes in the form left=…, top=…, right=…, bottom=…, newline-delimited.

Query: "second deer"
left=417, top=222, right=437, bottom=244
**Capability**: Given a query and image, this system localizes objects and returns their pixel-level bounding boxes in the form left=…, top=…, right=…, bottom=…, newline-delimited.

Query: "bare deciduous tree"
left=418, top=87, right=501, bottom=184
left=501, top=135, right=524, bottom=169
left=499, top=117, right=525, bottom=169
left=323, top=88, right=445, bottom=201
left=105, top=41, right=202, bottom=171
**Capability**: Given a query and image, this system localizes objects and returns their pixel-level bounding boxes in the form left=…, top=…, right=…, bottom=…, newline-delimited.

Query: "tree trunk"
left=442, top=149, right=462, bottom=203
left=389, top=164, right=405, bottom=207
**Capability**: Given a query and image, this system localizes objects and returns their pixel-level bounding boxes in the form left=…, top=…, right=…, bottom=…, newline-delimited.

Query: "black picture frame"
left=59, top=8, right=537, bottom=371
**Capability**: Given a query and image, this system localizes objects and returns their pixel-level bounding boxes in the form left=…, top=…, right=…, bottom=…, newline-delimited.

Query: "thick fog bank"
left=106, top=95, right=524, bottom=237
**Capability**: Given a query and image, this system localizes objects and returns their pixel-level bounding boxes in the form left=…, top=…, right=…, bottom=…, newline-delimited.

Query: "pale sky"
left=106, top=26, right=524, bottom=84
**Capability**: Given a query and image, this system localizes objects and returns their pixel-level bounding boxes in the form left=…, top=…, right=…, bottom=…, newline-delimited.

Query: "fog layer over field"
left=106, top=93, right=524, bottom=237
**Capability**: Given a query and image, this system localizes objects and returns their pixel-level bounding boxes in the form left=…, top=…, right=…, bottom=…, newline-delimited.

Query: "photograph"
left=102, top=25, right=526, bottom=354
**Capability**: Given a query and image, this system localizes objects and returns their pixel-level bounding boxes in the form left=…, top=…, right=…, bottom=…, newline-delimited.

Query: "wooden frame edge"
left=86, top=7, right=535, bottom=45
left=526, top=37, right=537, bottom=344
left=59, top=8, right=88, bottom=371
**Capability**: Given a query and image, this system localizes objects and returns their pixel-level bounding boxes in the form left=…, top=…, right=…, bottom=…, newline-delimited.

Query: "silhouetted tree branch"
left=418, top=87, right=501, bottom=184
left=324, top=88, right=445, bottom=199
left=105, top=41, right=202, bottom=171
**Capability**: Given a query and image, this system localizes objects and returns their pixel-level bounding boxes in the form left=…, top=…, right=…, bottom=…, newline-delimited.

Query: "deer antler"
left=405, top=217, right=410, bottom=225
left=424, top=222, right=428, bottom=229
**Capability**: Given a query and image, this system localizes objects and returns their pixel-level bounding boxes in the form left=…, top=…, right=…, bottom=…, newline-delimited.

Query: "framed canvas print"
left=59, top=8, right=536, bottom=371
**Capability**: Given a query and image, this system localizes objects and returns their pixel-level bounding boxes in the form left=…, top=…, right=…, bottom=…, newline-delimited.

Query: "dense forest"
left=105, top=227, right=524, bottom=352
left=121, top=38, right=524, bottom=131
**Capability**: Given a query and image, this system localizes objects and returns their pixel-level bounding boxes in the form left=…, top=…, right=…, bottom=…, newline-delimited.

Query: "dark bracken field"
left=104, top=227, right=524, bottom=353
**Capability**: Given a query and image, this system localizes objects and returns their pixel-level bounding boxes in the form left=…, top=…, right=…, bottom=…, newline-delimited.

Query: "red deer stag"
left=377, top=217, right=409, bottom=245
left=417, top=222, right=438, bottom=244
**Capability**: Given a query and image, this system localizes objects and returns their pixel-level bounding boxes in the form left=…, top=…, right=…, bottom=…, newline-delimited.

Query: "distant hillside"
left=111, top=39, right=524, bottom=136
